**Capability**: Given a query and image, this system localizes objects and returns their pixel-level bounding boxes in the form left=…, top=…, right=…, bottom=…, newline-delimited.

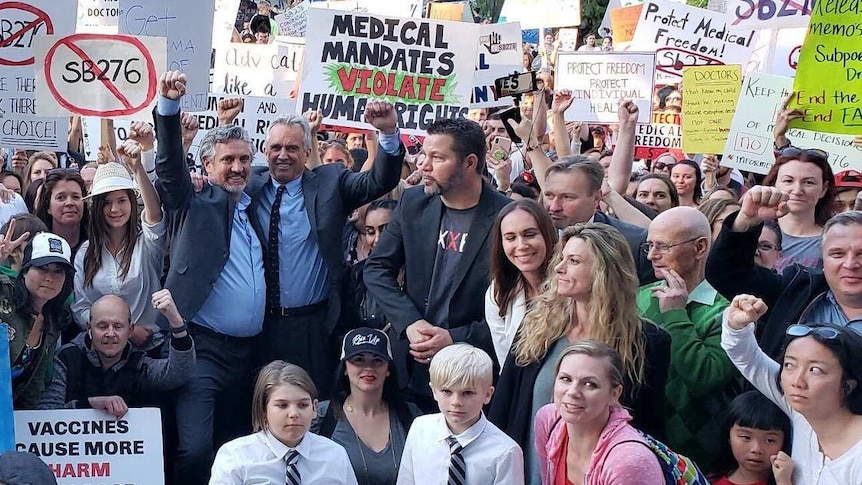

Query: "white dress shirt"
left=398, top=413, right=524, bottom=485
left=484, top=283, right=527, bottom=370
left=210, top=430, right=359, bottom=485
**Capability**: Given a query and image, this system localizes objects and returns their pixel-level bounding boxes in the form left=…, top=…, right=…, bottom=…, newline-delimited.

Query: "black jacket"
left=487, top=320, right=671, bottom=448
left=706, top=211, right=828, bottom=359
left=594, top=211, right=656, bottom=286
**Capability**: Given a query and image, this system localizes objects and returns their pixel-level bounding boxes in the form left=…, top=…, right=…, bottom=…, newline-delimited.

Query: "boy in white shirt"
left=398, top=344, right=524, bottom=485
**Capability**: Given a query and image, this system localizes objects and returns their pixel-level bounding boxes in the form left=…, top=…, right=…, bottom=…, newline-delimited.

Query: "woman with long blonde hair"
left=489, top=222, right=670, bottom=485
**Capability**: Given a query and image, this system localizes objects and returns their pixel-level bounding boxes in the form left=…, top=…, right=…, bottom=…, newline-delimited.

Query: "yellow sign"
left=681, top=65, right=742, bottom=154
left=428, top=3, right=467, bottom=21
left=790, top=4, right=862, bottom=135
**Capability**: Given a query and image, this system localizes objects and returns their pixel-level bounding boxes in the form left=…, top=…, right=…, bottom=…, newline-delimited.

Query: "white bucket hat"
left=84, top=162, right=136, bottom=199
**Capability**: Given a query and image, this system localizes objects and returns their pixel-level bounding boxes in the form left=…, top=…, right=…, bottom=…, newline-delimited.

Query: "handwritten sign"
left=631, top=0, right=757, bottom=81
left=14, top=408, right=164, bottom=485
left=312, top=0, right=423, bottom=18
left=118, top=0, right=214, bottom=112
left=0, top=0, right=74, bottom=151
left=34, top=34, right=165, bottom=118
left=789, top=5, right=862, bottom=135
left=770, top=27, right=805, bottom=77
left=556, top=51, right=655, bottom=123
left=635, top=83, right=683, bottom=159
left=499, top=0, right=581, bottom=29
left=472, top=22, right=523, bottom=108
left=681, top=65, right=741, bottom=153
left=610, top=5, right=643, bottom=46
left=275, top=0, right=308, bottom=37
left=299, top=9, right=478, bottom=135
left=76, top=0, right=120, bottom=34
left=428, top=2, right=470, bottom=21
left=0, top=325, right=12, bottom=453
left=558, top=29, right=579, bottom=51
left=212, top=39, right=303, bottom=98
left=723, top=72, right=862, bottom=174
left=727, top=0, right=812, bottom=29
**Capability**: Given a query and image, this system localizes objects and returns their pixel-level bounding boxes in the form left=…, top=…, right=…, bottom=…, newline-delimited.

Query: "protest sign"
left=634, top=83, right=683, bottom=159
left=76, top=0, right=120, bottom=34
left=556, top=51, right=655, bottom=124
left=0, top=0, right=74, bottom=151
left=681, top=64, right=741, bottom=153
left=299, top=9, right=479, bottom=134
left=81, top=117, right=137, bottom=161
left=789, top=7, right=862, bottom=135
left=313, top=0, right=423, bottom=18
left=770, top=27, right=805, bottom=77
left=15, top=408, right=164, bottom=484
left=610, top=5, right=643, bottom=47
left=0, top=325, right=12, bottom=454
left=723, top=72, right=862, bottom=174
left=118, top=0, right=214, bottom=112
left=212, top=39, right=303, bottom=98
left=558, top=29, right=579, bottom=51
left=275, top=0, right=308, bottom=37
left=213, top=0, right=241, bottom=48
left=34, top=34, right=166, bottom=118
left=630, top=0, right=758, bottom=81
left=726, top=0, right=812, bottom=29
left=428, top=2, right=472, bottom=21
left=472, top=22, right=523, bottom=108
left=499, top=0, right=581, bottom=29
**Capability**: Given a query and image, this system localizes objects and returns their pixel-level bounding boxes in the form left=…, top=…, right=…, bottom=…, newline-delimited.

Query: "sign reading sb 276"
left=728, top=0, right=813, bottom=29
left=33, top=33, right=166, bottom=118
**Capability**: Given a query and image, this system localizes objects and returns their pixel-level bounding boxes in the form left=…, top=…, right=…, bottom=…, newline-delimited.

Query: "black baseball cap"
left=340, top=328, right=393, bottom=362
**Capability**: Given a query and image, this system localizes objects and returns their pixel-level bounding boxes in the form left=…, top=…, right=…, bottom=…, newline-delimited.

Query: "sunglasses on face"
left=786, top=324, right=840, bottom=340
left=653, top=162, right=675, bottom=171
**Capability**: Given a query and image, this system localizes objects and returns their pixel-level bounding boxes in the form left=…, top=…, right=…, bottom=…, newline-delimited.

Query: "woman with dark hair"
left=311, top=328, right=419, bottom=485
left=671, top=159, right=703, bottom=207
left=7, top=232, right=75, bottom=409
left=485, top=199, right=557, bottom=367
left=634, top=173, right=679, bottom=214
left=761, top=149, right=835, bottom=272
left=35, top=169, right=88, bottom=257
left=23, top=178, right=44, bottom=214
left=724, top=294, right=862, bottom=484
left=1, top=170, right=24, bottom=194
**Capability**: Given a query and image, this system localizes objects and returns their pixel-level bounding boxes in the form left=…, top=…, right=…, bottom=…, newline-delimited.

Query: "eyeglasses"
left=757, top=242, right=780, bottom=252
left=653, top=161, right=676, bottom=171
left=778, top=146, right=830, bottom=161
left=786, top=324, right=840, bottom=340
left=640, top=236, right=702, bottom=254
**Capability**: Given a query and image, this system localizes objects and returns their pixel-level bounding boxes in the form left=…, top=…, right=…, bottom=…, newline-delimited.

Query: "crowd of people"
left=2, top=13, right=862, bottom=485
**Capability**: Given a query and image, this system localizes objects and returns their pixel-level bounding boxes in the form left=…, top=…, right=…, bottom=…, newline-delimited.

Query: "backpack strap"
left=318, top=402, right=338, bottom=438
left=597, top=439, right=654, bottom=474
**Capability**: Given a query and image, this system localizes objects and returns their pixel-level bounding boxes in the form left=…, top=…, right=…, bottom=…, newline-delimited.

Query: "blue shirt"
left=194, top=191, right=266, bottom=336
left=257, top=176, right=330, bottom=308
left=799, top=290, right=862, bottom=335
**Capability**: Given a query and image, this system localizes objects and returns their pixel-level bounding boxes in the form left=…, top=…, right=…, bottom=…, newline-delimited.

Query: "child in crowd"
left=710, top=391, right=794, bottom=485
left=209, top=361, right=358, bottom=484
left=398, top=344, right=524, bottom=485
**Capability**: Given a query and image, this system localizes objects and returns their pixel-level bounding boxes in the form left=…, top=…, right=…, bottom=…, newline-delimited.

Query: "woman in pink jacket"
left=534, top=340, right=664, bottom=485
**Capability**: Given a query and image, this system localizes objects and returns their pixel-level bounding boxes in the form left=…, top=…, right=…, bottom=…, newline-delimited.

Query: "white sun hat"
left=84, top=162, right=136, bottom=199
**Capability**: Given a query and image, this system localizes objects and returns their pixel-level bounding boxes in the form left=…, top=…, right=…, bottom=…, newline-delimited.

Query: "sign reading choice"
left=681, top=64, right=741, bottom=153
left=33, top=34, right=165, bottom=118
left=300, top=9, right=478, bottom=135
left=556, top=51, right=655, bottom=124
left=14, top=408, right=164, bottom=485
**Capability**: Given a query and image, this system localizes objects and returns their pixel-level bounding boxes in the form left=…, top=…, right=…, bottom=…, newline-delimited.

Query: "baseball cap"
left=0, top=451, right=58, bottom=485
left=835, top=170, right=862, bottom=189
left=84, top=162, right=136, bottom=199
left=22, top=232, right=72, bottom=270
left=340, top=328, right=393, bottom=362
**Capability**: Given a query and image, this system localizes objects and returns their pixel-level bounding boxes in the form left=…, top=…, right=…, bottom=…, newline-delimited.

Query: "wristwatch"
left=170, top=319, right=189, bottom=335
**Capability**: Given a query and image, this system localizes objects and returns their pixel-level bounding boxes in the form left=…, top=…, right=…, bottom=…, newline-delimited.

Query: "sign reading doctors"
left=299, top=9, right=479, bottom=135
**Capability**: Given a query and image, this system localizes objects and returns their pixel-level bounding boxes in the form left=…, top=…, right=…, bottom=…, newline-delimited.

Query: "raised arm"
left=119, top=140, right=162, bottom=225
left=550, top=89, right=574, bottom=158
left=609, top=100, right=638, bottom=195
left=154, top=71, right=194, bottom=212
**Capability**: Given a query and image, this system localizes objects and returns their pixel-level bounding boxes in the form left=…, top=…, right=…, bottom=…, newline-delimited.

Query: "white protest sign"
left=472, top=22, right=523, bottom=108
left=33, top=34, right=165, bottom=118
left=723, top=72, right=862, bottom=174
left=499, top=0, right=581, bottom=29
left=555, top=51, right=655, bottom=123
left=726, top=0, right=813, bottom=29
left=80, top=117, right=137, bottom=161
left=275, top=1, right=309, bottom=37
left=76, top=0, right=120, bottom=34
left=299, top=9, right=479, bottom=135
left=0, top=0, right=75, bottom=152
left=14, top=408, right=164, bottom=485
left=313, top=0, right=423, bottom=18
left=213, top=0, right=241, bottom=49
left=118, top=0, right=214, bottom=112
left=770, top=27, right=805, bottom=77
left=213, top=39, right=304, bottom=98
left=631, top=0, right=758, bottom=81
left=558, top=29, right=579, bottom=51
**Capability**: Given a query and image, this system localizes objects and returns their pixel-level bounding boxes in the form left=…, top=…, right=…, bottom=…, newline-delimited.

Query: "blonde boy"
left=398, top=344, right=524, bottom=485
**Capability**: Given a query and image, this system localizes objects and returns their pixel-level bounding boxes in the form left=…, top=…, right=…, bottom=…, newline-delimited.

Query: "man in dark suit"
left=364, top=117, right=511, bottom=411
left=154, top=71, right=269, bottom=485
left=252, top=101, right=404, bottom=397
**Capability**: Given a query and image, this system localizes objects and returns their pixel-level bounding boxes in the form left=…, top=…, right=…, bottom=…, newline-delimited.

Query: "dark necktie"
left=267, top=185, right=286, bottom=313
left=447, top=436, right=466, bottom=485
left=285, top=449, right=301, bottom=485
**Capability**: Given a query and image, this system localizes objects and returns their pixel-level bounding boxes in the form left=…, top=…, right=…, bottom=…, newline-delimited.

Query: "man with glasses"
left=636, top=206, right=738, bottom=467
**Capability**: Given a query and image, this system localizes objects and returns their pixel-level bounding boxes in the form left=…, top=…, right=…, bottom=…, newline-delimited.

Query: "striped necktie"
left=446, top=436, right=466, bottom=485
left=285, top=449, right=301, bottom=485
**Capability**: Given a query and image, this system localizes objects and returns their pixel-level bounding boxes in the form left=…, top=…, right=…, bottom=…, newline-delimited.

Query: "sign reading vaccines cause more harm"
left=723, top=72, right=862, bottom=174
left=118, top=0, right=215, bottom=112
left=300, top=9, right=479, bottom=135
left=472, top=22, right=523, bottom=108
left=212, top=39, right=304, bottom=98
left=556, top=51, right=655, bottom=123
left=33, top=34, right=166, bottom=118
left=727, top=0, right=813, bottom=29
left=0, top=0, right=74, bottom=151
left=789, top=2, right=862, bottom=135
left=631, top=0, right=758, bottom=81
left=14, top=408, right=164, bottom=484
left=681, top=64, right=741, bottom=153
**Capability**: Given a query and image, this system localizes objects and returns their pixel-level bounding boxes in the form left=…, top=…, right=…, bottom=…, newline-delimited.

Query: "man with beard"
left=365, top=117, right=510, bottom=411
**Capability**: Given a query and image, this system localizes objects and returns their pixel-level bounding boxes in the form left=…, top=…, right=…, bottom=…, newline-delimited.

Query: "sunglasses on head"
left=778, top=146, right=830, bottom=161
left=786, top=324, right=840, bottom=340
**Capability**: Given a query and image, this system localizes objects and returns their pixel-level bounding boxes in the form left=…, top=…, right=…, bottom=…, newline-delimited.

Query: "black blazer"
left=594, top=211, right=656, bottom=286
left=249, top=145, right=404, bottom=335
left=364, top=183, right=512, bottom=379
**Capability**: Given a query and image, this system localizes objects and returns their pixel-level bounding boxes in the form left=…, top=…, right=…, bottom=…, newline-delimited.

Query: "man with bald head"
left=39, top=291, right=195, bottom=417
left=635, top=206, right=740, bottom=468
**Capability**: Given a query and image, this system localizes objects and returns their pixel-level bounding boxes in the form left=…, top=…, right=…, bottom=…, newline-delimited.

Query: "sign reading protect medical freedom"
left=299, top=9, right=478, bottom=134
